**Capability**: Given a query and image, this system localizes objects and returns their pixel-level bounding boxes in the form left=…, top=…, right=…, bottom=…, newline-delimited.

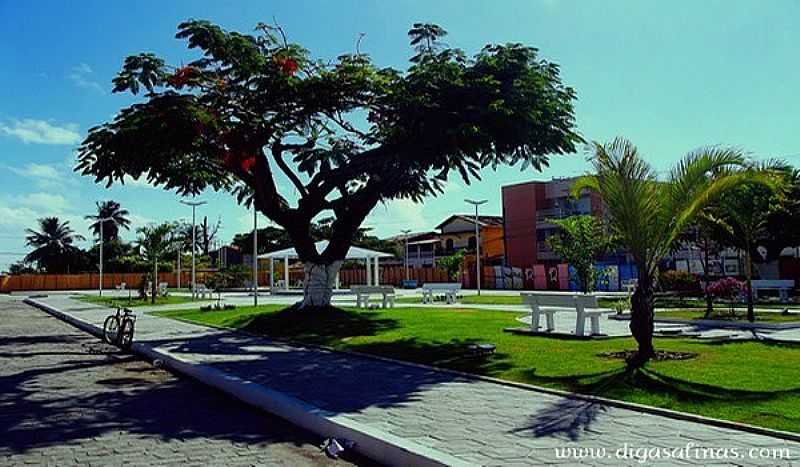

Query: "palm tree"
left=574, top=138, right=756, bottom=366
left=86, top=200, right=130, bottom=240
left=710, top=161, right=788, bottom=322
left=136, top=223, right=177, bottom=303
left=25, top=217, right=86, bottom=273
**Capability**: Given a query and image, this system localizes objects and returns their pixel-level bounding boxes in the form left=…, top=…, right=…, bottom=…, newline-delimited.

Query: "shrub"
left=660, top=270, right=700, bottom=293
left=707, top=276, right=745, bottom=315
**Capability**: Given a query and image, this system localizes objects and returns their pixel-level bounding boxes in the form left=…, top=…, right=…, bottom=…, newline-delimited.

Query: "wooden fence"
left=0, top=266, right=454, bottom=292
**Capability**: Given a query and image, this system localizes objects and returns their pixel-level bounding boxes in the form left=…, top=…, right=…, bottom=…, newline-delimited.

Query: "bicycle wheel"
left=103, top=315, right=120, bottom=345
left=118, top=318, right=135, bottom=350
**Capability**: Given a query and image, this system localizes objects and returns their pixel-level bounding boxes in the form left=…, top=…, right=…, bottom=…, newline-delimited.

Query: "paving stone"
left=0, top=299, right=362, bottom=467
left=19, top=294, right=800, bottom=466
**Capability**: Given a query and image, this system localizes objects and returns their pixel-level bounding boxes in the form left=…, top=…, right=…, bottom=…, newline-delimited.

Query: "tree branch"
left=271, top=143, right=309, bottom=196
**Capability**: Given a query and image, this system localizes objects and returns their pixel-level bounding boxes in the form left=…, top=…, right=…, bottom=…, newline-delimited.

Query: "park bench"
left=351, top=285, right=396, bottom=308
left=421, top=283, right=462, bottom=304
left=193, top=283, right=212, bottom=299
left=158, top=282, right=169, bottom=297
left=521, top=292, right=615, bottom=337
left=115, top=282, right=127, bottom=291
left=751, top=279, right=794, bottom=303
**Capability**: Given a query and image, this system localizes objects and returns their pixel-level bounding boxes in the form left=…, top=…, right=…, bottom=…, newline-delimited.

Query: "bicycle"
left=103, top=307, right=136, bottom=350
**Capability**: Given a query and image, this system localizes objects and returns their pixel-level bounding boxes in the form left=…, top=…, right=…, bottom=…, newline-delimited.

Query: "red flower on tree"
left=168, top=66, right=196, bottom=88
left=273, top=56, right=298, bottom=76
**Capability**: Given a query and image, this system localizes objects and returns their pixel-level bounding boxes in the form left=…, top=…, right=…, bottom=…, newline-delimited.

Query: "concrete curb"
left=23, top=298, right=473, bottom=467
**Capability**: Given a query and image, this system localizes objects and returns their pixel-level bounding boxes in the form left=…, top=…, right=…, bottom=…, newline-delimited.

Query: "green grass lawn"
left=76, top=294, right=198, bottom=308
left=154, top=304, right=800, bottom=433
left=656, top=309, right=800, bottom=323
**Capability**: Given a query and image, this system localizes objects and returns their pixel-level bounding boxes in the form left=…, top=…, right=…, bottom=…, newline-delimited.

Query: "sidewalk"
left=26, top=295, right=800, bottom=466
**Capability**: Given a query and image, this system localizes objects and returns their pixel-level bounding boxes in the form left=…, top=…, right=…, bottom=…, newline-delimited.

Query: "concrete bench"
left=751, top=280, right=794, bottom=303
left=521, top=292, right=615, bottom=337
left=351, top=285, right=396, bottom=308
left=193, top=284, right=212, bottom=299
left=422, top=283, right=462, bottom=304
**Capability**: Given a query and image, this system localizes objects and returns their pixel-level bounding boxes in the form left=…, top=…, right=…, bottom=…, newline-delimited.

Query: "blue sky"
left=1, top=0, right=799, bottom=271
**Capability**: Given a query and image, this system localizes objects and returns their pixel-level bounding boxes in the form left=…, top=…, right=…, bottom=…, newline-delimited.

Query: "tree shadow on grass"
left=240, top=306, right=399, bottom=346
left=513, top=363, right=800, bottom=441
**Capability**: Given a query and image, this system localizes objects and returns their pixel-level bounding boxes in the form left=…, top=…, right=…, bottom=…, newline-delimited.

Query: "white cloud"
left=7, top=163, right=62, bottom=180
left=14, top=192, right=71, bottom=211
left=68, top=63, right=105, bottom=94
left=0, top=119, right=81, bottom=145
left=365, top=198, right=429, bottom=236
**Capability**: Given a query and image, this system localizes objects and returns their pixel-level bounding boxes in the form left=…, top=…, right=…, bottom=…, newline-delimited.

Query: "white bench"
left=193, top=284, right=212, bottom=299
left=521, top=292, right=615, bottom=337
left=351, top=285, right=396, bottom=308
left=751, top=280, right=794, bottom=303
left=115, top=282, right=127, bottom=291
left=422, top=283, right=462, bottom=304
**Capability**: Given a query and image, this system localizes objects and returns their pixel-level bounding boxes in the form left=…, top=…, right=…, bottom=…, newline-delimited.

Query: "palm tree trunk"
left=629, top=273, right=655, bottom=367
left=745, top=248, right=754, bottom=322
left=702, top=237, right=714, bottom=318
left=152, top=259, right=158, bottom=305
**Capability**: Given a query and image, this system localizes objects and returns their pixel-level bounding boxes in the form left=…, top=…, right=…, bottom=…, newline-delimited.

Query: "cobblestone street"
left=0, top=298, right=363, bottom=467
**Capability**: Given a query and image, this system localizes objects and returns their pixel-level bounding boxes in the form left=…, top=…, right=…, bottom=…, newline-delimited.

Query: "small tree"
left=76, top=20, right=582, bottom=308
left=438, top=250, right=465, bottom=281
left=135, top=223, right=177, bottom=304
left=545, top=215, right=613, bottom=294
left=574, top=138, right=756, bottom=366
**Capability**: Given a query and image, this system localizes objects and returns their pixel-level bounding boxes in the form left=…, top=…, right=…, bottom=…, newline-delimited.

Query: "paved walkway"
left=20, top=294, right=800, bottom=466
left=0, top=297, right=363, bottom=467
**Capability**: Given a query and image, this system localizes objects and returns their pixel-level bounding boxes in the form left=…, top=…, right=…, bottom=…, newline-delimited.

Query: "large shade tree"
left=76, top=19, right=582, bottom=307
left=574, top=138, right=758, bottom=366
left=24, top=217, right=86, bottom=273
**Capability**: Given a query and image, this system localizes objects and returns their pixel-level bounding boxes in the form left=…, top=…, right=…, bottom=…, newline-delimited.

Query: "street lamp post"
left=97, top=216, right=115, bottom=297
left=401, top=229, right=411, bottom=281
left=465, top=199, right=487, bottom=296
left=180, top=200, right=206, bottom=299
left=253, top=206, right=258, bottom=306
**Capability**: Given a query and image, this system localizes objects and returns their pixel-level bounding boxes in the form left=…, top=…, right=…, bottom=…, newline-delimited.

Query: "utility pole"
left=253, top=206, right=258, bottom=306
left=465, top=199, right=487, bottom=296
left=180, top=199, right=206, bottom=299
left=97, top=217, right=114, bottom=297
left=401, top=229, right=411, bottom=281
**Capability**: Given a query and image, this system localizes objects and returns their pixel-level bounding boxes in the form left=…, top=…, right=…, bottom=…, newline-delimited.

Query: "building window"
left=468, top=236, right=477, bottom=250
left=445, top=238, right=454, bottom=251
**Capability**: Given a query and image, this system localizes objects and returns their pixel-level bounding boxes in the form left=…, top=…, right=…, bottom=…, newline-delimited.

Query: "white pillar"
left=366, top=258, right=372, bottom=286
left=284, top=256, right=290, bottom=291
left=374, top=257, right=380, bottom=285
left=270, top=258, right=275, bottom=292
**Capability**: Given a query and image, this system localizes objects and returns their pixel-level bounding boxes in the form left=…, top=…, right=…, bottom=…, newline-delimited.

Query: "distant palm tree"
left=25, top=217, right=85, bottom=273
left=574, top=138, right=760, bottom=366
left=86, top=200, right=130, bottom=240
left=136, top=223, right=177, bottom=303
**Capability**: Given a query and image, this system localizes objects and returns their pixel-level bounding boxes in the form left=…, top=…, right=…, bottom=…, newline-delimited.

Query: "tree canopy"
left=76, top=19, right=581, bottom=270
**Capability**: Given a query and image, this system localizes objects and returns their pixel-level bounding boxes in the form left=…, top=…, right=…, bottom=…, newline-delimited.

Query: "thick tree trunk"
left=629, top=275, right=655, bottom=367
left=299, top=261, right=342, bottom=309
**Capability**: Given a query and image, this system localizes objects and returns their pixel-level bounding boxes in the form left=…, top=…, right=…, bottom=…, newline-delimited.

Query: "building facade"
left=502, top=177, right=603, bottom=269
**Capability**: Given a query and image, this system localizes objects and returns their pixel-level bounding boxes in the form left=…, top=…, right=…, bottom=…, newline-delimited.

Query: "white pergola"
left=258, top=240, right=394, bottom=291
